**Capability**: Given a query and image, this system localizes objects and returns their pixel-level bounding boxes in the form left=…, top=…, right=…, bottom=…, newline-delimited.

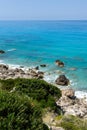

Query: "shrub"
left=15, top=78, right=61, bottom=109
left=0, top=91, right=49, bottom=130
left=0, top=78, right=61, bottom=110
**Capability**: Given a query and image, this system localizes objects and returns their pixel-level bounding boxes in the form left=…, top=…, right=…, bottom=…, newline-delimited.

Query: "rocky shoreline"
left=0, top=64, right=44, bottom=80
left=0, top=63, right=87, bottom=120
left=57, top=89, right=87, bottom=118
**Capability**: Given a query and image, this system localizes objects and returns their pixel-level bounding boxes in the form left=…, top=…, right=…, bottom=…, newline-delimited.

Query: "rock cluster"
left=0, top=64, right=44, bottom=80
left=57, top=89, right=87, bottom=118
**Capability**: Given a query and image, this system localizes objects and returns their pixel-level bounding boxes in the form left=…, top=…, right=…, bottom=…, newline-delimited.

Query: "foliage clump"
left=0, top=78, right=62, bottom=129
left=0, top=78, right=61, bottom=110
left=0, top=91, right=49, bottom=130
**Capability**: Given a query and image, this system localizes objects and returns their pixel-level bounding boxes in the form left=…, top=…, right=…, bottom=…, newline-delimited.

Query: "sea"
left=0, top=20, right=87, bottom=95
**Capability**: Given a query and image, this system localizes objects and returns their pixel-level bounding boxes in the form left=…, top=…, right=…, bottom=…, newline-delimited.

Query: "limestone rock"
left=57, top=96, right=87, bottom=118
left=62, top=89, right=75, bottom=98
left=56, top=96, right=74, bottom=108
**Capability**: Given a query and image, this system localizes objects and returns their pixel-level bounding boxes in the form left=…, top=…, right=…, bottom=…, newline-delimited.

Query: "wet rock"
left=0, top=50, right=5, bottom=54
left=35, top=66, right=39, bottom=70
left=62, top=89, right=75, bottom=99
left=55, top=60, right=64, bottom=67
left=55, top=75, right=69, bottom=86
left=40, top=64, right=47, bottom=67
left=20, top=66, right=24, bottom=68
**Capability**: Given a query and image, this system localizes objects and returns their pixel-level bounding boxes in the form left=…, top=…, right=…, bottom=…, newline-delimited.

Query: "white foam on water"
left=0, top=60, right=4, bottom=63
left=7, top=63, right=29, bottom=72
left=7, top=48, right=16, bottom=52
left=75, top=91, right=87, bottom=101
left=8, top=64, right=20, bottom=69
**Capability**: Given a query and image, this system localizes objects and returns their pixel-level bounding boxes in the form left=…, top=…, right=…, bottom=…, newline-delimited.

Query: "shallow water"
left=0, top=20, right=87, bottom=91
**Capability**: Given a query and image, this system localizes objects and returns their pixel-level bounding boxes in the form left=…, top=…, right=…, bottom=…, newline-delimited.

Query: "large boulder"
left=55, top=75, right=69, bottom=86
left=55, top=60, right=64, bottom=67
left=62, top=89, right=75, bottom=99
left=0, top=50, right=5, bottom=54
left=56, top=96, right=74, bottom=108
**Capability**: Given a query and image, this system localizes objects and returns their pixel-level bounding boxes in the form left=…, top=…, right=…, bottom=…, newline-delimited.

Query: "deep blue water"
left=0, top=20, right=87, bottom=91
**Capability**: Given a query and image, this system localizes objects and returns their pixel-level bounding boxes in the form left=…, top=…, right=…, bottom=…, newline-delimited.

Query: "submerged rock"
left=40, top=64, right=47, bottom=67
left=55, top=60, right=64, bottom=67
left=0, top=50, right=5, bottom=54
left=55, top=75, right=69, bottom=86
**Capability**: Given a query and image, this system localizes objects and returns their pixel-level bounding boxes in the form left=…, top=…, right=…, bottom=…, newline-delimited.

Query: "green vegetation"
left=1, top=78, right=87, bottom=130
left=0, top=90, right=49, bottom=130
left=0, top=78, right=15, bottom=91
left=0, top=78, right=62, bottom=129
left=0, top=78, right=61, bottom=110
left=58, top=115, right=87, bottom=130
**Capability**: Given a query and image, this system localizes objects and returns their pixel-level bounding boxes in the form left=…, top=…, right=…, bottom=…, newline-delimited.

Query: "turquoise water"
left=0, top=21, right=87, bottom=91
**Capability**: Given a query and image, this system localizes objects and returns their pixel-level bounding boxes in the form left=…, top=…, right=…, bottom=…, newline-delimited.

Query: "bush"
left=15, top=78, right=61, bottom=109
left=0, top=78, right=61, bottom=110
left=0, top=91, right=49, bottom=130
